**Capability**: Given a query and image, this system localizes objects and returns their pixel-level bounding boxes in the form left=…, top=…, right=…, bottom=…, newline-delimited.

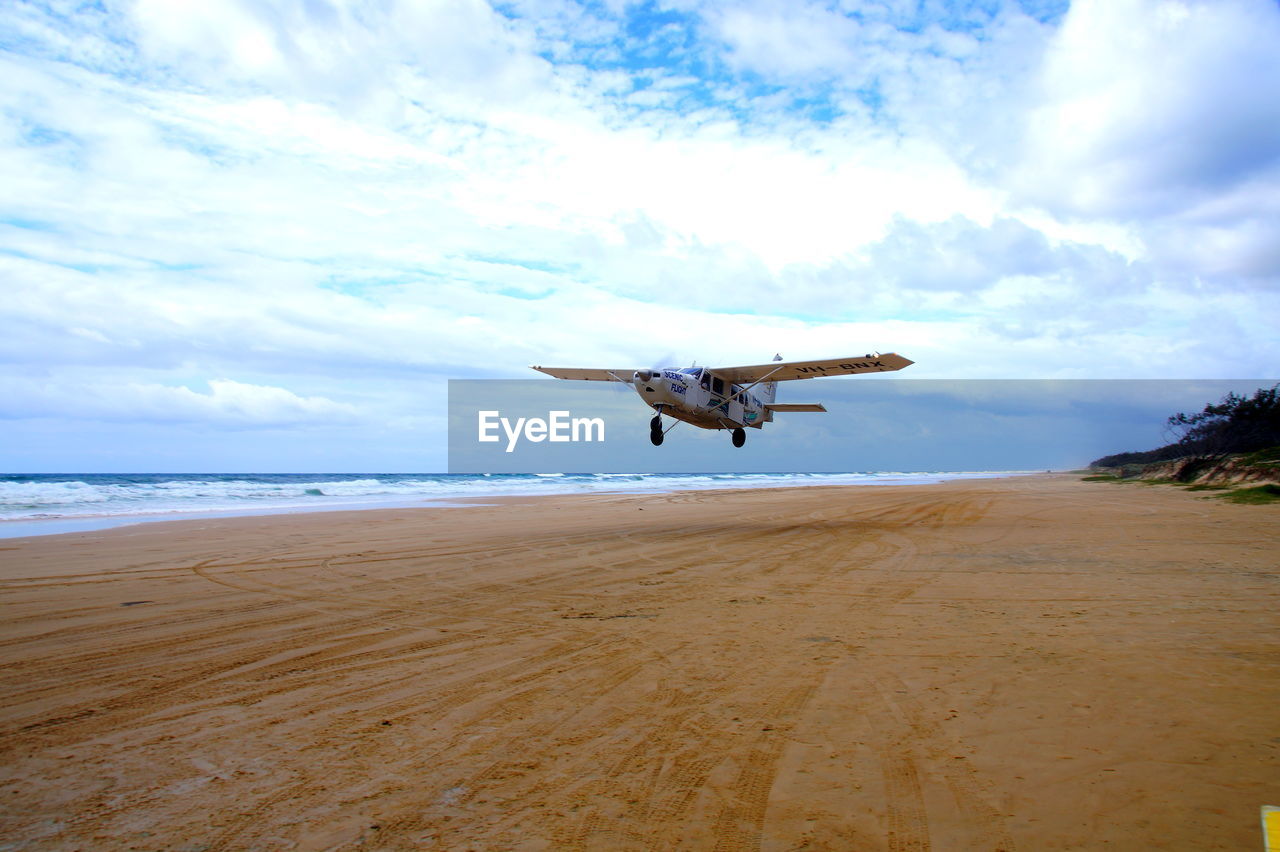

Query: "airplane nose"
left=634, top=369, right=653, bottom=383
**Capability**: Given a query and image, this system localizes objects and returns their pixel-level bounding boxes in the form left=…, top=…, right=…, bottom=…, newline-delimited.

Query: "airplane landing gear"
left=731, top=428, right=746, bottom=448
left=650, top=414, right=664, bottom=446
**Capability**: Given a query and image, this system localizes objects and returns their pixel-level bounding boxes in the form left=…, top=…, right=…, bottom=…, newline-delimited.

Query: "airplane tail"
left=760, top=353, right=782, bottom=404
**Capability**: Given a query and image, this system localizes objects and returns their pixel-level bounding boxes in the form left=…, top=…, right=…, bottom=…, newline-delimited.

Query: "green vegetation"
left=1239, top=446, right=1280, bottom=468
left=1078, top=473, right=1182, bottom=486
left=1078, top=473, right=1276, bottom=502
left=1215, top=484, right=1280, bottom=505
left=1079, top=467, right=1275, bottom=504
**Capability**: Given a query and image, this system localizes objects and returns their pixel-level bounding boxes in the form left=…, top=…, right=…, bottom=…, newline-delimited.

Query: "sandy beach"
left=0, top=474, right=1277, bottom=850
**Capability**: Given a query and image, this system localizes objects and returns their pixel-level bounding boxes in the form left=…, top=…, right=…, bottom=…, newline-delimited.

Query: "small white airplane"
left=531, top=352, right=913, bottom=447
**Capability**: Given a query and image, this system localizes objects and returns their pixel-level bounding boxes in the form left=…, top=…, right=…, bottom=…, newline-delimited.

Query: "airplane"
left=531, top=352, right=913, bottom=447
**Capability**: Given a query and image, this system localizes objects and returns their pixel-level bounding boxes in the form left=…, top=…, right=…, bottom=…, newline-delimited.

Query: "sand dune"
left=0, top=475, right=1277, bottom=850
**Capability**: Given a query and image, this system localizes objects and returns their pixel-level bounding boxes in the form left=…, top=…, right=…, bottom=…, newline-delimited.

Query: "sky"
left=447, top=379, right=1272, bottom=472
left=2, top=0, right=1278, bottom=472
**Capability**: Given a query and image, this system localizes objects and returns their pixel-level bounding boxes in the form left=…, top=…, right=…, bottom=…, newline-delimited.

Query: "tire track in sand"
left=710, top=683, right=820, bottom=852
left=873, top=672, right=1015, bottom=852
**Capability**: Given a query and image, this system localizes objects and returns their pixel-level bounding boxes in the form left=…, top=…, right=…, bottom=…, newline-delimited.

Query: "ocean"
left=0, top=471, right=1022, bottom=538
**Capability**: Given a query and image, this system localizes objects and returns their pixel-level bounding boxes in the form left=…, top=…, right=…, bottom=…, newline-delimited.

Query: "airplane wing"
left=530, top=366, right=636, bottom=382
left=711, top=353, right=913, bottom=384
left=764, top=403, right=827, bottom=413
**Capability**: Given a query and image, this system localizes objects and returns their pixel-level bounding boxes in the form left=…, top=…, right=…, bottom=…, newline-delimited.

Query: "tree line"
left=1091, top=384, right=1280, bottom=468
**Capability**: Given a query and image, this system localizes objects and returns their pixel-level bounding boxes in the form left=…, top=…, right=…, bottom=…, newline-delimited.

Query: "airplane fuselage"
left=633, top=367, right=769, bottom=430
left=531, top=351, right=911, bottom=448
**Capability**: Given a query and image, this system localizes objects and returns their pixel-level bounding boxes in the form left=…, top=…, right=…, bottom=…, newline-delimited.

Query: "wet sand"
left=0, top=474, right=1277, bottom=850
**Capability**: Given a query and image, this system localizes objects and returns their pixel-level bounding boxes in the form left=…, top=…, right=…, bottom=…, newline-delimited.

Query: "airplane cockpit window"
left=700, top=372, right=710, bottom=390
left=711, top=377, right=724, bottom=395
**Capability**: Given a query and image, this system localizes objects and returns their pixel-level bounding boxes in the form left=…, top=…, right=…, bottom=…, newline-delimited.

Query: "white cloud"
left=1, top=0, right=1277, bottom=469
left=124, top=0, right=551, bottom=107
left=1016, top=0, right=1280, bottom=219
left=711, top=2, right=865, bottom=79
left=1000, top=0, right=1280, bottom=295
left=0, top=377, right=359, bottom=426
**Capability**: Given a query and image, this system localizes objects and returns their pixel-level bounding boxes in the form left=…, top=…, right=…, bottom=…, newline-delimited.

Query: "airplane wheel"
left=650, top=414, right=662, bottom=431
left=650, top=429, right=664, bottom=446
left=731, top=428, right=746, bottom=448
